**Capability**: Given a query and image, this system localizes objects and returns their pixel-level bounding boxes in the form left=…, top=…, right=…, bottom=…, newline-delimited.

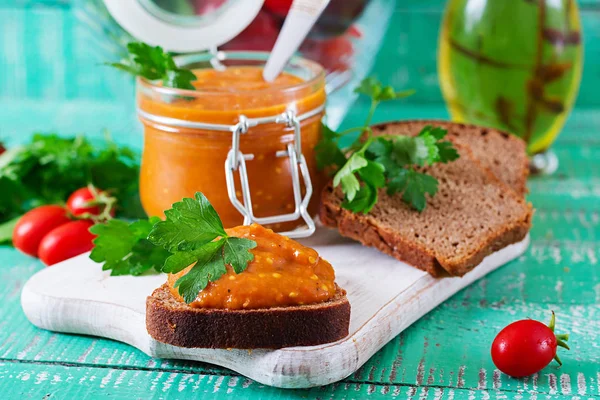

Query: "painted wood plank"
left=1, top=361, right=575, bottom=400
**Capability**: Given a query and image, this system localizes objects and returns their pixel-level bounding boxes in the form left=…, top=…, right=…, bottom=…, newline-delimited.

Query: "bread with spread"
left=146, top=224, right=351, bottom=349
left=320, top=121, right=532, bottom=277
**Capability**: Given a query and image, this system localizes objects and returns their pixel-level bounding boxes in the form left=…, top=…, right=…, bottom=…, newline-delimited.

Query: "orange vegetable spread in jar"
left=167, top=224, right=337, bottom=309
left=137, top=52, right=326, bottom=231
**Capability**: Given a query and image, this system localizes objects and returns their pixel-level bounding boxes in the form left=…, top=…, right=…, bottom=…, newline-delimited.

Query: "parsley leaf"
left=387, top=168, right=439, bottom=211
left=342, top=184, right=378, bottom=213
left=148, top=192, right=226, bottom=252
left=357, top=160, right=386, bottom=188
left=164, top=69, right=197, bottom=91
left=354, top=77, right=415, bottom=102
left=354, top=77, right=383, bottom=100
left=162, top=239, right=225, bottom=274
left=399, top=170, right=438, bottom=212
left=174, top=250, right=227, bottom=304
left=128, top=239, right=172, bottom=275
left=436, top=141, right=460, bottom=163
left=419, top=125, right=447, bottom=141
left=90, top=217, right=168, bottom=276
left=333, top=153, right=368, bottom=202
left=89, top=192, right=257, bottom=304
left=340, top=160, right=385, bottom=213
left=147, top=192, right=256, bottom=303
left=315, top=125, right=346, bottom=171
left=108, top=42, right=196, bottom=90
left=418, top=125, right=460, bottom=163
left=223, top=237, right=257, bottom=273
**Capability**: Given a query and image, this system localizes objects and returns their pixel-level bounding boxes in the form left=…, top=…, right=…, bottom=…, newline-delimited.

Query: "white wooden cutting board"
left=21, top=228, right=529, bottom=389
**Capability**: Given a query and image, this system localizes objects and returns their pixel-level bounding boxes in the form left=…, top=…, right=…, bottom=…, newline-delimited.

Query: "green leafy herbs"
left=354, top=77, right=416, bottom=103
left=108, top=42, right=197, bottom=90
left=89, top=217, right=169, bottom=276
left=316, top=77, right=459, bottom=213
left=90, top=193, right=257, bottom=304
left=0, top=133, right=142, bottom=228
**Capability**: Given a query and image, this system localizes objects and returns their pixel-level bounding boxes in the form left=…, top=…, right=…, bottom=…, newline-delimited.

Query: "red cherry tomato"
left=38, top=220, right=96, bottom=266
left=263, top=0, right=293, bottom=16
left=491, top=313, right=569, bottom=377
left=66, top=187, right=115, bottom=218
left=13, top=205, right=71, bottom=257
left=0, top=143, right=5, bottom=156
left=67, top=187, right=100, bottom=216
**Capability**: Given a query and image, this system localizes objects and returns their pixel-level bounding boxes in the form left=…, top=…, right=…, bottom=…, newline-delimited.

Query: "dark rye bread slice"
left=320, top=141, right=532, bottom=277
left=371, top=120, right=529, bottom=195
left=146, top=284, right=350, bottom=349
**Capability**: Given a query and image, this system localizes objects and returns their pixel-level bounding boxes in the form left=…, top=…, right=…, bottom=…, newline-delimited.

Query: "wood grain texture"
left=3, top=361, right=578, bottom=400
left=19, top=229, right=529, bottom=388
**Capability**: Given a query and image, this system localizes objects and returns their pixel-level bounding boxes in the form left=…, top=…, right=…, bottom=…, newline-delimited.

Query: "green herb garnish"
left=108, top=42, right=197, bottom=90
left=0, top=133, right=142, bottom=231
left=316, top=77, right=459, bottom=213
left=90, top=193, right=257, bottom=304
left=90, top=217, right=170, bottom=276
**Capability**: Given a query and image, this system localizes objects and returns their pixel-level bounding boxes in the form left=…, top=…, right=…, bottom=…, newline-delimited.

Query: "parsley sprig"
left=316, top=77, right=459, bottom=213
left=90, top=193, right=256, bottom=303
left=108, top=42, right=197, bottom=90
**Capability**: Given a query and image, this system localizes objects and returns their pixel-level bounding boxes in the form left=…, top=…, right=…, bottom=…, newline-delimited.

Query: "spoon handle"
left=262, top=0, right=331, bottom=82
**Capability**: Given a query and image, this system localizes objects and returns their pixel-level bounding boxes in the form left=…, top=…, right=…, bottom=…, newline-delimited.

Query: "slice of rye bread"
left=146, top=284, right=351, bottom=349
left=371, top=120, right=529, bottom=195
left=320, top=140, right=533, bottom=277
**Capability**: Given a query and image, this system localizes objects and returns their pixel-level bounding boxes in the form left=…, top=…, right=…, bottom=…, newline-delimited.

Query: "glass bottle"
left=438, top=0, right=583, bottom=170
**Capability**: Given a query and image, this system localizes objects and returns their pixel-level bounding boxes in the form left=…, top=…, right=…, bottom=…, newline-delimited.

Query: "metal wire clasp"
left=224, top=110, right=315, bottom=238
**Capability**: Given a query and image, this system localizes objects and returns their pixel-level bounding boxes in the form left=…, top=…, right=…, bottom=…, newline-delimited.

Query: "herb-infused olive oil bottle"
left=438, top=0, right=582, bottom=157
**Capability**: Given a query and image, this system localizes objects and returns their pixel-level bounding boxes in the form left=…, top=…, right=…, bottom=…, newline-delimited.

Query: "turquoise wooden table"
left=1, top=1, right=600, bottom=398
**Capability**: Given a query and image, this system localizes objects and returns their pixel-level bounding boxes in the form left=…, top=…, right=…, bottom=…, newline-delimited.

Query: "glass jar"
left=438, top=0, right=583, bottom=158
left=136, top=52, right=326, bottom=235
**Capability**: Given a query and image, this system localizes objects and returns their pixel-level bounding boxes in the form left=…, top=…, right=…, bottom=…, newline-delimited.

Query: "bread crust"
left=146, top=284, right=351, bottom=349
left=319, top=121, right=532, bottom=277
left=320, top=183, right=531, bottom=277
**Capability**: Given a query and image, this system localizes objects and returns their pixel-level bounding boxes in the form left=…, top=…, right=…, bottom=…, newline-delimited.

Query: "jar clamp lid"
left=103, top=0, right=264, bottom=52
left=137, top=106, right=324, bottom=238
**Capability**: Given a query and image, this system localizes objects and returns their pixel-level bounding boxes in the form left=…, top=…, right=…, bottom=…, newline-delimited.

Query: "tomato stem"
left=554, top=354, right=563, bottom=366
left=547, top=310, right=570, bottom=366
left=548, top=311, right=556, bottom=332
left=71, top=184, right=117, bottom=223
left=556, top=339, right=570, bottom=350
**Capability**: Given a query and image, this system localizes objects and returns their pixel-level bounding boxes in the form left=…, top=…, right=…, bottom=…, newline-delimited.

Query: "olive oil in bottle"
left=438, top=0, right=582, bottom=154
